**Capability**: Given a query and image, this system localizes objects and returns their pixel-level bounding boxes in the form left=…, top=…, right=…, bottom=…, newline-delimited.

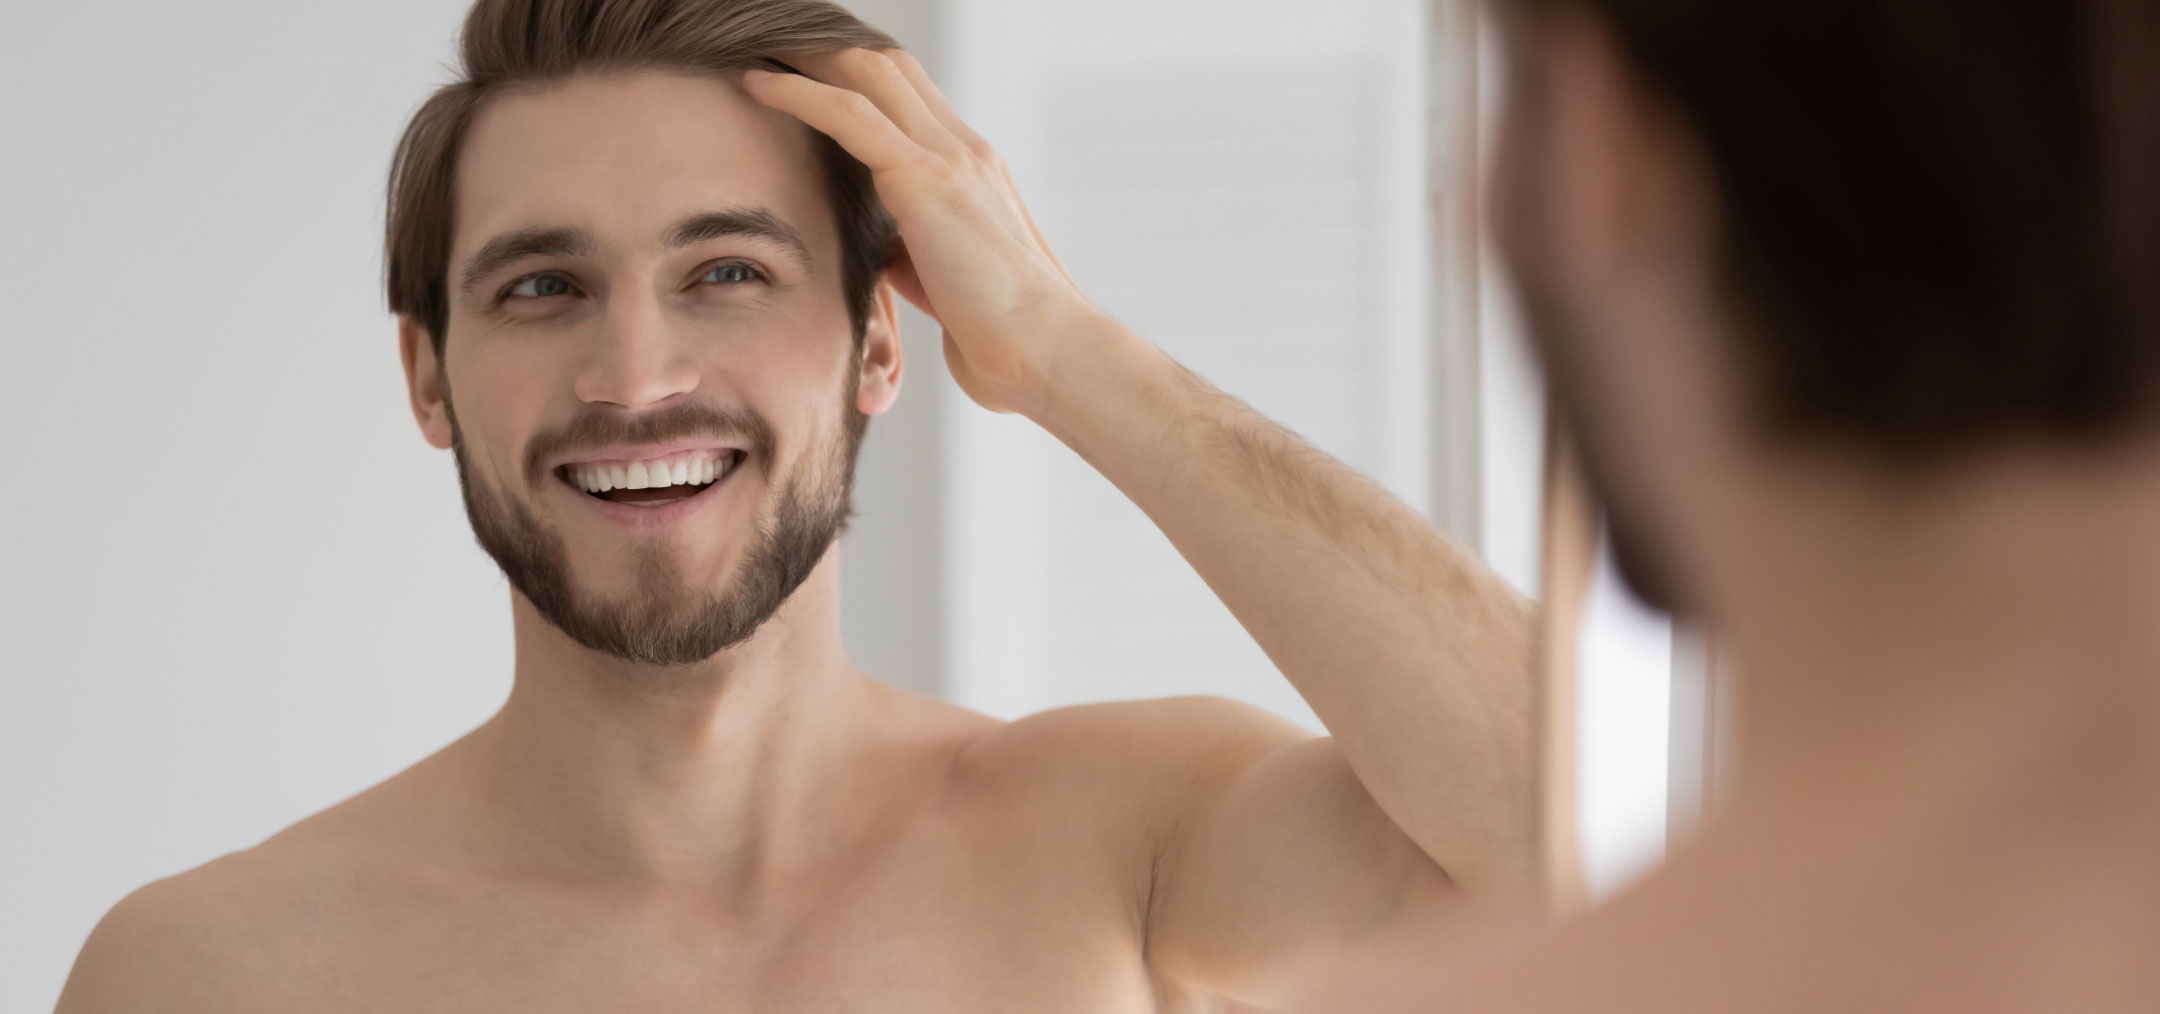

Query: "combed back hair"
left=385, top=0, right=900, bottom=355
left=1513, top=0, right=2160, bottom=459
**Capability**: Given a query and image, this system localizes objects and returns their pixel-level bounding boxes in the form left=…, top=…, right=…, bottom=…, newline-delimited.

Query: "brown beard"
left=441, top=361, right=868, bottom=667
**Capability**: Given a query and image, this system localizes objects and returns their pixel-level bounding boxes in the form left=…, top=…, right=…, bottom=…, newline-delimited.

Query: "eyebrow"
left=456, top=227, right=594, bottom=296
left=456, top=207, right=813, bottom=297
left=665, top=208, right=811, bottom=264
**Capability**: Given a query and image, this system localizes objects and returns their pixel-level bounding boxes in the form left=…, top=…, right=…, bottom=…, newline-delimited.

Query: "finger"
left=881, top=49, right=994, bottom=157
left=941, top=328, right=1011, bottom=414
left=741, top=69, right=926, bottom=175
left=874, top=50, right=1066, bottom=286
left=789, top=49, right=965, bottom=159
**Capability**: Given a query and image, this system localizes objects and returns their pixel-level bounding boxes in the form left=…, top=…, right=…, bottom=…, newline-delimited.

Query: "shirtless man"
left=55, top=1, right=1538, bottom=1011
left=1358, top=0, right=2156, bottom=1010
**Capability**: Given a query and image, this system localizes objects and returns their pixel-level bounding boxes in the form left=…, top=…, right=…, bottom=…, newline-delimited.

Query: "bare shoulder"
left=56, top=766, right=442, bottom=1013
left=55, top=841, right=341, bottom=1013
left=971, top=694, right=1312, bottom=767
left=954, top=695, right=1316, bottom=822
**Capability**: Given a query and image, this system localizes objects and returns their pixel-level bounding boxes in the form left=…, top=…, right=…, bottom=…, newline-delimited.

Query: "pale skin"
left=56, top=50, right=1536, bottom=1014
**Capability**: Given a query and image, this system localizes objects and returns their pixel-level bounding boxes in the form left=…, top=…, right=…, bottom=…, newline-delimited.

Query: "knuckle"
left=888, top=49, right=927, bottom=75
left=919, top=153, right=963, bottom=184
left=903, top=156, right=966, bottom=194
left=863, top=56, right=905, bottom=84
left=838, top=91, right=881, bottom=120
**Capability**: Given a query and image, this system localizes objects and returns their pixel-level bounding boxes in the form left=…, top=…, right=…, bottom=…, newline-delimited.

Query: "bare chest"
left=251, top=831, right=1182, bottom=1014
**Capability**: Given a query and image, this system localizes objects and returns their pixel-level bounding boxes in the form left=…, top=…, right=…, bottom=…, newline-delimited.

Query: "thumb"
left=942, top=327, right=1012, bottom=414
left=886, top=245, right=938, bottom=322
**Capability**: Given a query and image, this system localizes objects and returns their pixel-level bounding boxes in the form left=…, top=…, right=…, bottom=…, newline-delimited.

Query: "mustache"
left=522, top=401, right=778, bottom=487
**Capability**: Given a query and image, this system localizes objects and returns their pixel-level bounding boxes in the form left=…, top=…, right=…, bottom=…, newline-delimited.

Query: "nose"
left=572, top=292, right=700, bottom=410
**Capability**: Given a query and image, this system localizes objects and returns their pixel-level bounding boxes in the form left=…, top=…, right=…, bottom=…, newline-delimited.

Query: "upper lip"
left=547, top=438, right=746, bottom=473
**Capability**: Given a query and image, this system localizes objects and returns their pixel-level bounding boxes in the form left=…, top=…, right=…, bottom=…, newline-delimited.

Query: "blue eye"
left=506, top=273, right=574, bottom=299
left=701, top=261, right=763, bottom=285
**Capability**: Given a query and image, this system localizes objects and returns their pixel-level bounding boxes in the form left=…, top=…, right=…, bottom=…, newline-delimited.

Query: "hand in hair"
left=750, top=49, right=1540, bottom=1008
left=742, top=50, right=1097, bottom=418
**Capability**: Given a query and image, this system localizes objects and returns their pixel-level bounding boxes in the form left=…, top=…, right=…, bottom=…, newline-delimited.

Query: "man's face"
left=410, top=70, right=898, bottom=665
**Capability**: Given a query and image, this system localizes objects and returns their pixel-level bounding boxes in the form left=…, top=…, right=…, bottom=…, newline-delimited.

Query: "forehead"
left=452, top=70, right=835, bottom=264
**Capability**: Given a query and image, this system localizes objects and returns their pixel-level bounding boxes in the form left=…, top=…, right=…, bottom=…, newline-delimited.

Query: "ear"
left=398, top=315, right=456, bottom=450
left=854, top=277, right=904, bottom=417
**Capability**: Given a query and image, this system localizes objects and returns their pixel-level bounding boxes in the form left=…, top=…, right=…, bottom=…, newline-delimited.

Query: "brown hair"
left=385, top=0, right=900, bottom=355
left=1509, top=0, right=2160, bottom=459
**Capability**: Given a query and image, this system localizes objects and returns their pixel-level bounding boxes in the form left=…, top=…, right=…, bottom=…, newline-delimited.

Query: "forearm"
left=1024, top=314, right=1539, bottom=898
left=739, top=44, right=1539, bottom=905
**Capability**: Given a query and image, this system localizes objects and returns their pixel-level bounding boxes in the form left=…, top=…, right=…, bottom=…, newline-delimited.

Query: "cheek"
left=444, top=341, right=562, bottom=482
left=718, top=308, right=858, bottom=400
left=751, top=374, right=854, bottom=472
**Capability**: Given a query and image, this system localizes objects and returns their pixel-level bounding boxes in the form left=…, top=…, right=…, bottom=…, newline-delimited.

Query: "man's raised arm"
left=744, top=49, right=1539, bottom=1004
left=1041, top=308, right=1536, bottom=886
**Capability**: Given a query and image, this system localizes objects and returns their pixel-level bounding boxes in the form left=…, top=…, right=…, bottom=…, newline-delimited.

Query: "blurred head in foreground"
left=1488, top=0, right=2160, bottom=619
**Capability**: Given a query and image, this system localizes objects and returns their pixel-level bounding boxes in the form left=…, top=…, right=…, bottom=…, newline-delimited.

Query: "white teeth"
left=567, top=452, right=732, bottom=494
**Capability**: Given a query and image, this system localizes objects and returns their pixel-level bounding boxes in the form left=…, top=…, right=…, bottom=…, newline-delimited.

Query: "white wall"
left=3, top=4, right=502, bottom=1008
left=934, top=0, right=1433, bottom=727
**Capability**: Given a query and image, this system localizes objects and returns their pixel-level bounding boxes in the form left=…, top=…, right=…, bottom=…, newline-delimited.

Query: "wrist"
left=1021, top=309, right=1183, bottom=461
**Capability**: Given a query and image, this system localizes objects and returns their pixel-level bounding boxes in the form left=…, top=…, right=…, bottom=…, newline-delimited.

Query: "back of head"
left=1514, top=0, right=2160, bottom=461
left=385, top=0, right=899, bottom=355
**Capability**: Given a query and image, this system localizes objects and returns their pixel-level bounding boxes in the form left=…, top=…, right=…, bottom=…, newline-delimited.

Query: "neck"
left=1709, top=433, right=2160, bottom=896
left=454, top=550, right=896, bottom=902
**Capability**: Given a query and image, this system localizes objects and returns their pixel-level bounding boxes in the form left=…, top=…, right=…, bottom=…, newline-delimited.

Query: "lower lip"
left=557, top=462, right=741, bottom=529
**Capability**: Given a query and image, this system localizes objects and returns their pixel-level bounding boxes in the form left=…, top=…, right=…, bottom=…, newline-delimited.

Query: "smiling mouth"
left=556, top=449, right=747, bottom=507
